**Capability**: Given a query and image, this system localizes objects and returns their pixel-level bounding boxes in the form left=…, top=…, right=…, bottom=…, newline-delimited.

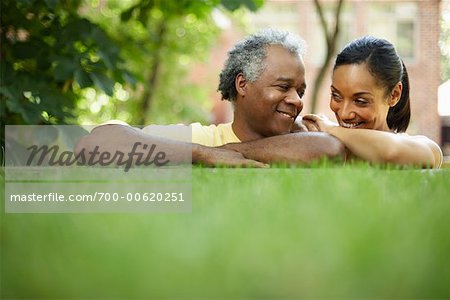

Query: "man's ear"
left=235, top=73, right=247, bottom=97
left=389, top=82, right=403, bottom=107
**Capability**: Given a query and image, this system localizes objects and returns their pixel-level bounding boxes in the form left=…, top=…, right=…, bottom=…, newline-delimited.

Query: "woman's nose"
left=339, top=102, right=356, bottom=120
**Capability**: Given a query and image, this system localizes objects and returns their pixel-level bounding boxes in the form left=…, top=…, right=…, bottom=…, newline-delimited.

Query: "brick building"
left=199, top=0, right=444, bottom=144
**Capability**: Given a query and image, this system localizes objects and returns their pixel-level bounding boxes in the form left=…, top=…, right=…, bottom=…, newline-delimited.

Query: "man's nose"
left=285, top=90, right=304, bottom=113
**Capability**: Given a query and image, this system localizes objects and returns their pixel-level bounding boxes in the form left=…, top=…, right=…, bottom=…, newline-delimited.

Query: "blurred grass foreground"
left=1, top=165, right=450, bottom=299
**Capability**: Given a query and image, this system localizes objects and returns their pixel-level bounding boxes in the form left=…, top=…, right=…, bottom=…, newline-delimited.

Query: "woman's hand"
left=291, top=116, right=320, bottom=132
left=302, top=114, right=339, bottom=134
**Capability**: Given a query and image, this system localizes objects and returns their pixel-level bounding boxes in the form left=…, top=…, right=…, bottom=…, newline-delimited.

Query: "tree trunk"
left=310, top=0, right=345, bottom=113
left=138, top=21, right=167, bottom=125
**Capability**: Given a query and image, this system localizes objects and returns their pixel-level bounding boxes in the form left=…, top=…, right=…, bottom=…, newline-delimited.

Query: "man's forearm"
left=75, top=125, right=266, bottom=168
left=75, top=125, right=193, bottom=165
left=222, top=132, right=345, bottom=164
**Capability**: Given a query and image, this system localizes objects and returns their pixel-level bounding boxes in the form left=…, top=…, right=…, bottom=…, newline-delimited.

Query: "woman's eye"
left=355, top=98, right=369, bottom=105
left=331, top=92, right=342, bottom=101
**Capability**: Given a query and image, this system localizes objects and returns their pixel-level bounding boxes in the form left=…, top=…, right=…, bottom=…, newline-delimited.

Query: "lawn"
left=1, top=165, right=450, bottom=299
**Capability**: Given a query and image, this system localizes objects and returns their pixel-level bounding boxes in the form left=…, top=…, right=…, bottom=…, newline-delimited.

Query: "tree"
left=0, top=0, right=264, bottom=128
left=310, top=0, right=345, bottom=113
left=0, top=0, right=129, bottom=125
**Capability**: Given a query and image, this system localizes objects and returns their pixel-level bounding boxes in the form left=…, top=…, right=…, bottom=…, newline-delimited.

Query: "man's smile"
left=276, top=108, right=297, bottom=120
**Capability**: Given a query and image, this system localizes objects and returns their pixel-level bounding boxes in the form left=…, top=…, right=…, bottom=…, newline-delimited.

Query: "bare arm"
left=221, top=132, right=346, bottom=164
left=328, top=127, right=442, bottom=168
left=303, top=114, right=443, bottom=168
left=74, top=125, right=266, bottom=168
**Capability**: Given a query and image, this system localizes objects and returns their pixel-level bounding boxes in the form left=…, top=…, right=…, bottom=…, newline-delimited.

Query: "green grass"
left=2, top=165, right=450, bottom=299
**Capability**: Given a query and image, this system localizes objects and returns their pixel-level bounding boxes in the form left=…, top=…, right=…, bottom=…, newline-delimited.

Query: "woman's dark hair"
left=334, top=36, right=410, bottom=132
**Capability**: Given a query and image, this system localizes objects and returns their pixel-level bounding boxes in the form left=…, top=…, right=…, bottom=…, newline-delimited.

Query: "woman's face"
left=330, top=63, right=399, bottom=131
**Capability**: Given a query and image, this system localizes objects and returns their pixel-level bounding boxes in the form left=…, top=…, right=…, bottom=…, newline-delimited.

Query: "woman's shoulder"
left=402, top=133, right=443, bottom=168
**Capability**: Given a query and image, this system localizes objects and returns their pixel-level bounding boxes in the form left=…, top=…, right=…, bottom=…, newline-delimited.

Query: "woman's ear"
left=235, top=73, right=247, bottom=97
left=389, top=82, right=403, bottom=107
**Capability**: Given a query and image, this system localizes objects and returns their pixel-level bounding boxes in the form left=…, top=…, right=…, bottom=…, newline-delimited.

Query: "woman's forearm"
left=328, top=127, right=439, bottom=167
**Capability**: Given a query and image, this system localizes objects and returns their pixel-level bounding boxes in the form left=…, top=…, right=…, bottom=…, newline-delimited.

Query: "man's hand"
left=193, top=144, right=268, bottom=168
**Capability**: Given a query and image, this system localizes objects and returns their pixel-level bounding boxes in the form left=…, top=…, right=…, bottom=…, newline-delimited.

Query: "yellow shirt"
left=97, top=121, right=240, bottom=147
left=141, top=122, right=240, bottom=147
left=190, top=122, right=240, bottom=147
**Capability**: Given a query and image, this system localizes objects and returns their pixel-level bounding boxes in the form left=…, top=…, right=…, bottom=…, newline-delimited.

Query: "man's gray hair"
left=218, top=28, right=307, bottom=102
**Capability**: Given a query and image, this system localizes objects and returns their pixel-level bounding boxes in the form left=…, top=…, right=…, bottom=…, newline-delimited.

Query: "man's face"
left=233, top=45, right=306, bottom=141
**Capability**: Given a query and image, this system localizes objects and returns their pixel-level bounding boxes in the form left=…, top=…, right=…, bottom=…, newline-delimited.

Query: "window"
left=367, top=2, right=418, bottom=62
left=397, top=21, right=415, bottom=60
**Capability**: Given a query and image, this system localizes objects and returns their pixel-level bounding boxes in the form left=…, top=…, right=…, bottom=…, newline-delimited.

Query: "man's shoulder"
left=190, top=122, right=231, bottom=130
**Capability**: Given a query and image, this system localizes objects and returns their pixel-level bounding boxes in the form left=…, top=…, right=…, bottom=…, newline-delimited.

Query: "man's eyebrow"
left=275, top=77, right=294, bottom=83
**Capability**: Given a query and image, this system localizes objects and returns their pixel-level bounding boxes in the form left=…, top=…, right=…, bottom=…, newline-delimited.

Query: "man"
left=76, top=29, right=344, bottom=167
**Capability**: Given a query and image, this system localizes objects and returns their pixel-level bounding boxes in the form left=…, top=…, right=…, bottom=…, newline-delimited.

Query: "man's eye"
left=297, top=90, right=305, bottom=98
left=278, top=85, right=289, bottom=91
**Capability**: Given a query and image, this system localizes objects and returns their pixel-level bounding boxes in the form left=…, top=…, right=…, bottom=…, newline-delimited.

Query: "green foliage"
left=2, top=166, right=450, bottom=298
left=79, top=0, right=263, bottom=125
left=79, top=0, right=219, bottom=124
left=1, top=0, right=264, bottom=130
left=0, top=0, right=130, bottom=126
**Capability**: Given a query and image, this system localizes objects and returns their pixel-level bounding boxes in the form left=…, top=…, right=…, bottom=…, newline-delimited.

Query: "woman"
left=303, top=36, right=443, bottom=168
